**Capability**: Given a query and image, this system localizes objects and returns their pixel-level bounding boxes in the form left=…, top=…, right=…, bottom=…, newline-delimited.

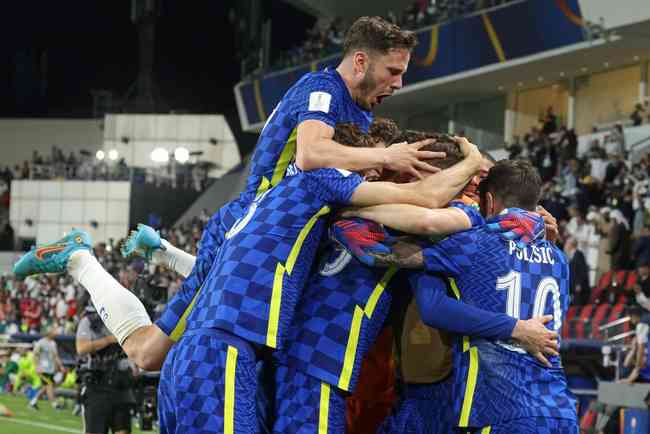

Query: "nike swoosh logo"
left=35, top=245, right=66, bottom=261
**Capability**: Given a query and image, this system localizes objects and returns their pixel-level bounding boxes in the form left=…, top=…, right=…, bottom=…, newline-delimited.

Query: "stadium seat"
left=575, top=304, right=595, bottom=340
left=562, top=305, right=579, bottom=339
left=590, top=304, right=612, bottom=339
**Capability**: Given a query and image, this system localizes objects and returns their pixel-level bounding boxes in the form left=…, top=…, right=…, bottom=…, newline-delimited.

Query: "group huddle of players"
left=13, top=15, right=579, bottom=434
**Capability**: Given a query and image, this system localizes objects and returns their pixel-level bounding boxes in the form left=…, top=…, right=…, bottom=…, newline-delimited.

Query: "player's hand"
left=330, top=218, right=394, bottom=267
left=511, top=315, right=559, bottom=368
left=452, top=136, right=479, bottom=159
left=383, top=139, right=444, bottom=180
left=536, top=206, right=559, bottom=243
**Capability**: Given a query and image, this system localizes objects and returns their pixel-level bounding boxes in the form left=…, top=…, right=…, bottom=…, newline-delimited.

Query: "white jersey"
left=34, top=337, right=58, bottom=374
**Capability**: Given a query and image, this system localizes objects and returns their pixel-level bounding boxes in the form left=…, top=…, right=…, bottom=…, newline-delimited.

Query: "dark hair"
left=628, top=305, right=644, bottom=318
left=343, top=16, right=417, bottom=57
left=369, top=117, right=400, bottom=146
left=481, top=150, right=496, bottom=164
left=479, top=159, right=542, bottom=211
left=333, top=123, right=373, bottom=148
left=393, top=130, right=463, bottom=169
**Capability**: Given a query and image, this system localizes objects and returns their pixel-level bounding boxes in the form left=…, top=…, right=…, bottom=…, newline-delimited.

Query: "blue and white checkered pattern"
left=460, top=417, right=579, bottom=434
left=378, top=380, right=453, bottom=434
left=156, top=199, right=246, bottom=337
left=273, top=241, right=397, bottom=392
left=422, top=212, right=577, bottom=427
left=158, top=329, right=258, bottom=434
left=273, top=364, right=347, bottom=434
left=244, top=69, right=372, bottom=200
left=156, top=68, right=371, bottom=339
left=186, top=169, right=363, bottom=349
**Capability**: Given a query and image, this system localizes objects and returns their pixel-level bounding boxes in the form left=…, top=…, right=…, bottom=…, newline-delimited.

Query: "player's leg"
left=273, top=364, right=346, bottom=434
left=171, top=328, right=258, bottom=434
left=158, top=342, right=182, bottom=434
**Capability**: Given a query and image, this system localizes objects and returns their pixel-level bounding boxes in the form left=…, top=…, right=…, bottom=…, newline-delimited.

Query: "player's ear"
left=353, top=51, right=370, bottom=76
left=485, top=191, right=495, bottom=216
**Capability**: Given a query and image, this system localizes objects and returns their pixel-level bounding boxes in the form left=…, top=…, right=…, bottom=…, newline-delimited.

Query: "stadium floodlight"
left=174, top=147, right=190, bottom=163
left=108, top=149, right=119, bottom=161
left=150, top=147, right=169, bottom=163
left=96, top=150, right=105, bottom=161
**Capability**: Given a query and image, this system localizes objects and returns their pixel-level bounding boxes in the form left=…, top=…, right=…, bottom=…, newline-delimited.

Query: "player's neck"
left=336, top=64, right=360, bottom=104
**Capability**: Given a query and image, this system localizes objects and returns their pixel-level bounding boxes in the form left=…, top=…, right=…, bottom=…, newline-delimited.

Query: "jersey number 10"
left=496, top=270, right=562, bottom=332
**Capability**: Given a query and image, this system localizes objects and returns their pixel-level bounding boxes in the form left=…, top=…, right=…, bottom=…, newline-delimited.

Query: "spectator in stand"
left=607, top=124, right=626, bottom=157
left=604, top=209, right=632, bottom=270
left=535, top=137, right=558, bottom=182
left=541, top=106, right=558, bottom=135
left=565, top=205, right=601, bottom=285
left=561, top=159, right=581, bottom=202
left=634, top=225, right=650, bottom=266
left=633, top=262, right=650, bottom=310
left=621, top=306, right=650, bottom=384
left=631, top=103, right=645, bottom=127
left=565, top=237, right=590, bottom=305
left=0, top=220, right=14, bottom=251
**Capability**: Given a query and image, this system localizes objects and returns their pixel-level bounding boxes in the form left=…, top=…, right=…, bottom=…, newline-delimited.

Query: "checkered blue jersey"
left=245, top=69, right=373, bottom=200
left=421, top=211, right=577, bottom=427
left=155, top=69, right=371, bottom=338
left=274, top=238, right=398, bottom=393
left=185, top=165, right=364, bottom=350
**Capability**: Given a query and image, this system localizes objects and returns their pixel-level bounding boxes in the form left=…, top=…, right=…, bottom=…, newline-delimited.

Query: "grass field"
left=0, top=393, right=157, bottom=434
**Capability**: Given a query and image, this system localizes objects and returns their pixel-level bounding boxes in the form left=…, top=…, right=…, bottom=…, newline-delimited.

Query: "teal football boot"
left=13, top=229, right=92, bottom=279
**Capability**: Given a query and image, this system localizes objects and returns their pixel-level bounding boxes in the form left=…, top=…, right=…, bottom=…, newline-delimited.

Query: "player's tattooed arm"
left=370, top=238, right=425, bottom=268
left=342, top=204, right=471, bottom=236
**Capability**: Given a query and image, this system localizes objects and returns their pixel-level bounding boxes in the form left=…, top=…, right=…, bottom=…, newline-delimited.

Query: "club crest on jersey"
left=308, top=91, right=332, bottom=113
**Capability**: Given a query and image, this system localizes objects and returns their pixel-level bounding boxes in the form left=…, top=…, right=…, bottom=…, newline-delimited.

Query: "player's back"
left=186, top=166, right=363, bottom=350
left=244, top=69, right=372, bottom=200
left=441, top=227, right=577, bottom=428
left=275, top=240, right=398, bottom=392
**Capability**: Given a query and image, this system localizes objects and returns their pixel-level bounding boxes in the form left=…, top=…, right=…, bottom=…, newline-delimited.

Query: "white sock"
left=151, top=239, right=196, bottom=278
left=68, top=250, right=152, bottom=345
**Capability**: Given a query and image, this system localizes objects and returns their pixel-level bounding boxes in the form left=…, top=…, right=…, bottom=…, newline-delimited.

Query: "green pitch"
left=0, top=393, right=157, bottom=434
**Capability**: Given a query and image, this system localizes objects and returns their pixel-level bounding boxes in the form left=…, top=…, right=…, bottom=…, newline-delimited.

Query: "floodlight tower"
left=123, top=0, right=166, bottom=112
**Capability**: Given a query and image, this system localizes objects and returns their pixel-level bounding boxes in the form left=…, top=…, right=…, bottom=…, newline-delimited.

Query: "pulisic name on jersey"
left=508, top=240, right=555, bottom=265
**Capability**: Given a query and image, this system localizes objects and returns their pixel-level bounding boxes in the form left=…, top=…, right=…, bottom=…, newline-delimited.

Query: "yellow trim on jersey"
left=318, top=382, right=331, bottom=434
left=449, top=278, right=461, bottom=300
left=481, top=426, right=492, bottom=434
left=255, top=128, right=298, bottom=197
left=224, top=345, right=238, bottom=434
left=311, top=61, right=318, bottom=72
left=266, top=205, right=332, bottom=348
left=459, top=344, right=479, bottom=427
left=338, top=266, right=398, bottom=391
left=417, top=25, right=439, bottom=66
left=169, top=285, right=203, bottom=342
left=253, top=79, right=267, bottom=122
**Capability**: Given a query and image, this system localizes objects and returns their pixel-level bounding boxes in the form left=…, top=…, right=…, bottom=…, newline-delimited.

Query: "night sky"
left=0, top=1, right=314, bottom=120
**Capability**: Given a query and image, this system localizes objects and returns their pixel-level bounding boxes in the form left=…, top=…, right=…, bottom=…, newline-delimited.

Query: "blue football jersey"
left=245, top=69, right=373, bottom=200
left=421, top=211, right=577, bottom=427
left=186, top=166, right=364, bottom=350
left=156, top=69, right=372, bottom=337
left=274, top=239, right=398, bottom=392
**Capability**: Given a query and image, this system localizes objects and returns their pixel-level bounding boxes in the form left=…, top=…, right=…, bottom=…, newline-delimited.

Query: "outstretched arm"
left=344, top=205, right=471, bottom=236
left=349, top=139, right=482, bottom=209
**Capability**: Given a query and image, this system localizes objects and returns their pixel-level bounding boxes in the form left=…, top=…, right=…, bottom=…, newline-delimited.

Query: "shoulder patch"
left=308, top=91, right=332, bottom=113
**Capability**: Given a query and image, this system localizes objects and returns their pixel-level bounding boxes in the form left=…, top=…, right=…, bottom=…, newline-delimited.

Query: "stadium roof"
left=285, top=0, right=413, bottom=20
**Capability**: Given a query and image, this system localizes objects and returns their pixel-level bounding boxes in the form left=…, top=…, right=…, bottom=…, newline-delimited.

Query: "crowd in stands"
left=0, top=213, right=209, bottom=339
left=504, top=105, right=650, bottom=314
left=269, top=0, right=517, bottom=72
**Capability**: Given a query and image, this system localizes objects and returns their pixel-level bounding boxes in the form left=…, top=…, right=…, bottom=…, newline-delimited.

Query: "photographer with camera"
left=76, top=305, right=135, bottom=434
